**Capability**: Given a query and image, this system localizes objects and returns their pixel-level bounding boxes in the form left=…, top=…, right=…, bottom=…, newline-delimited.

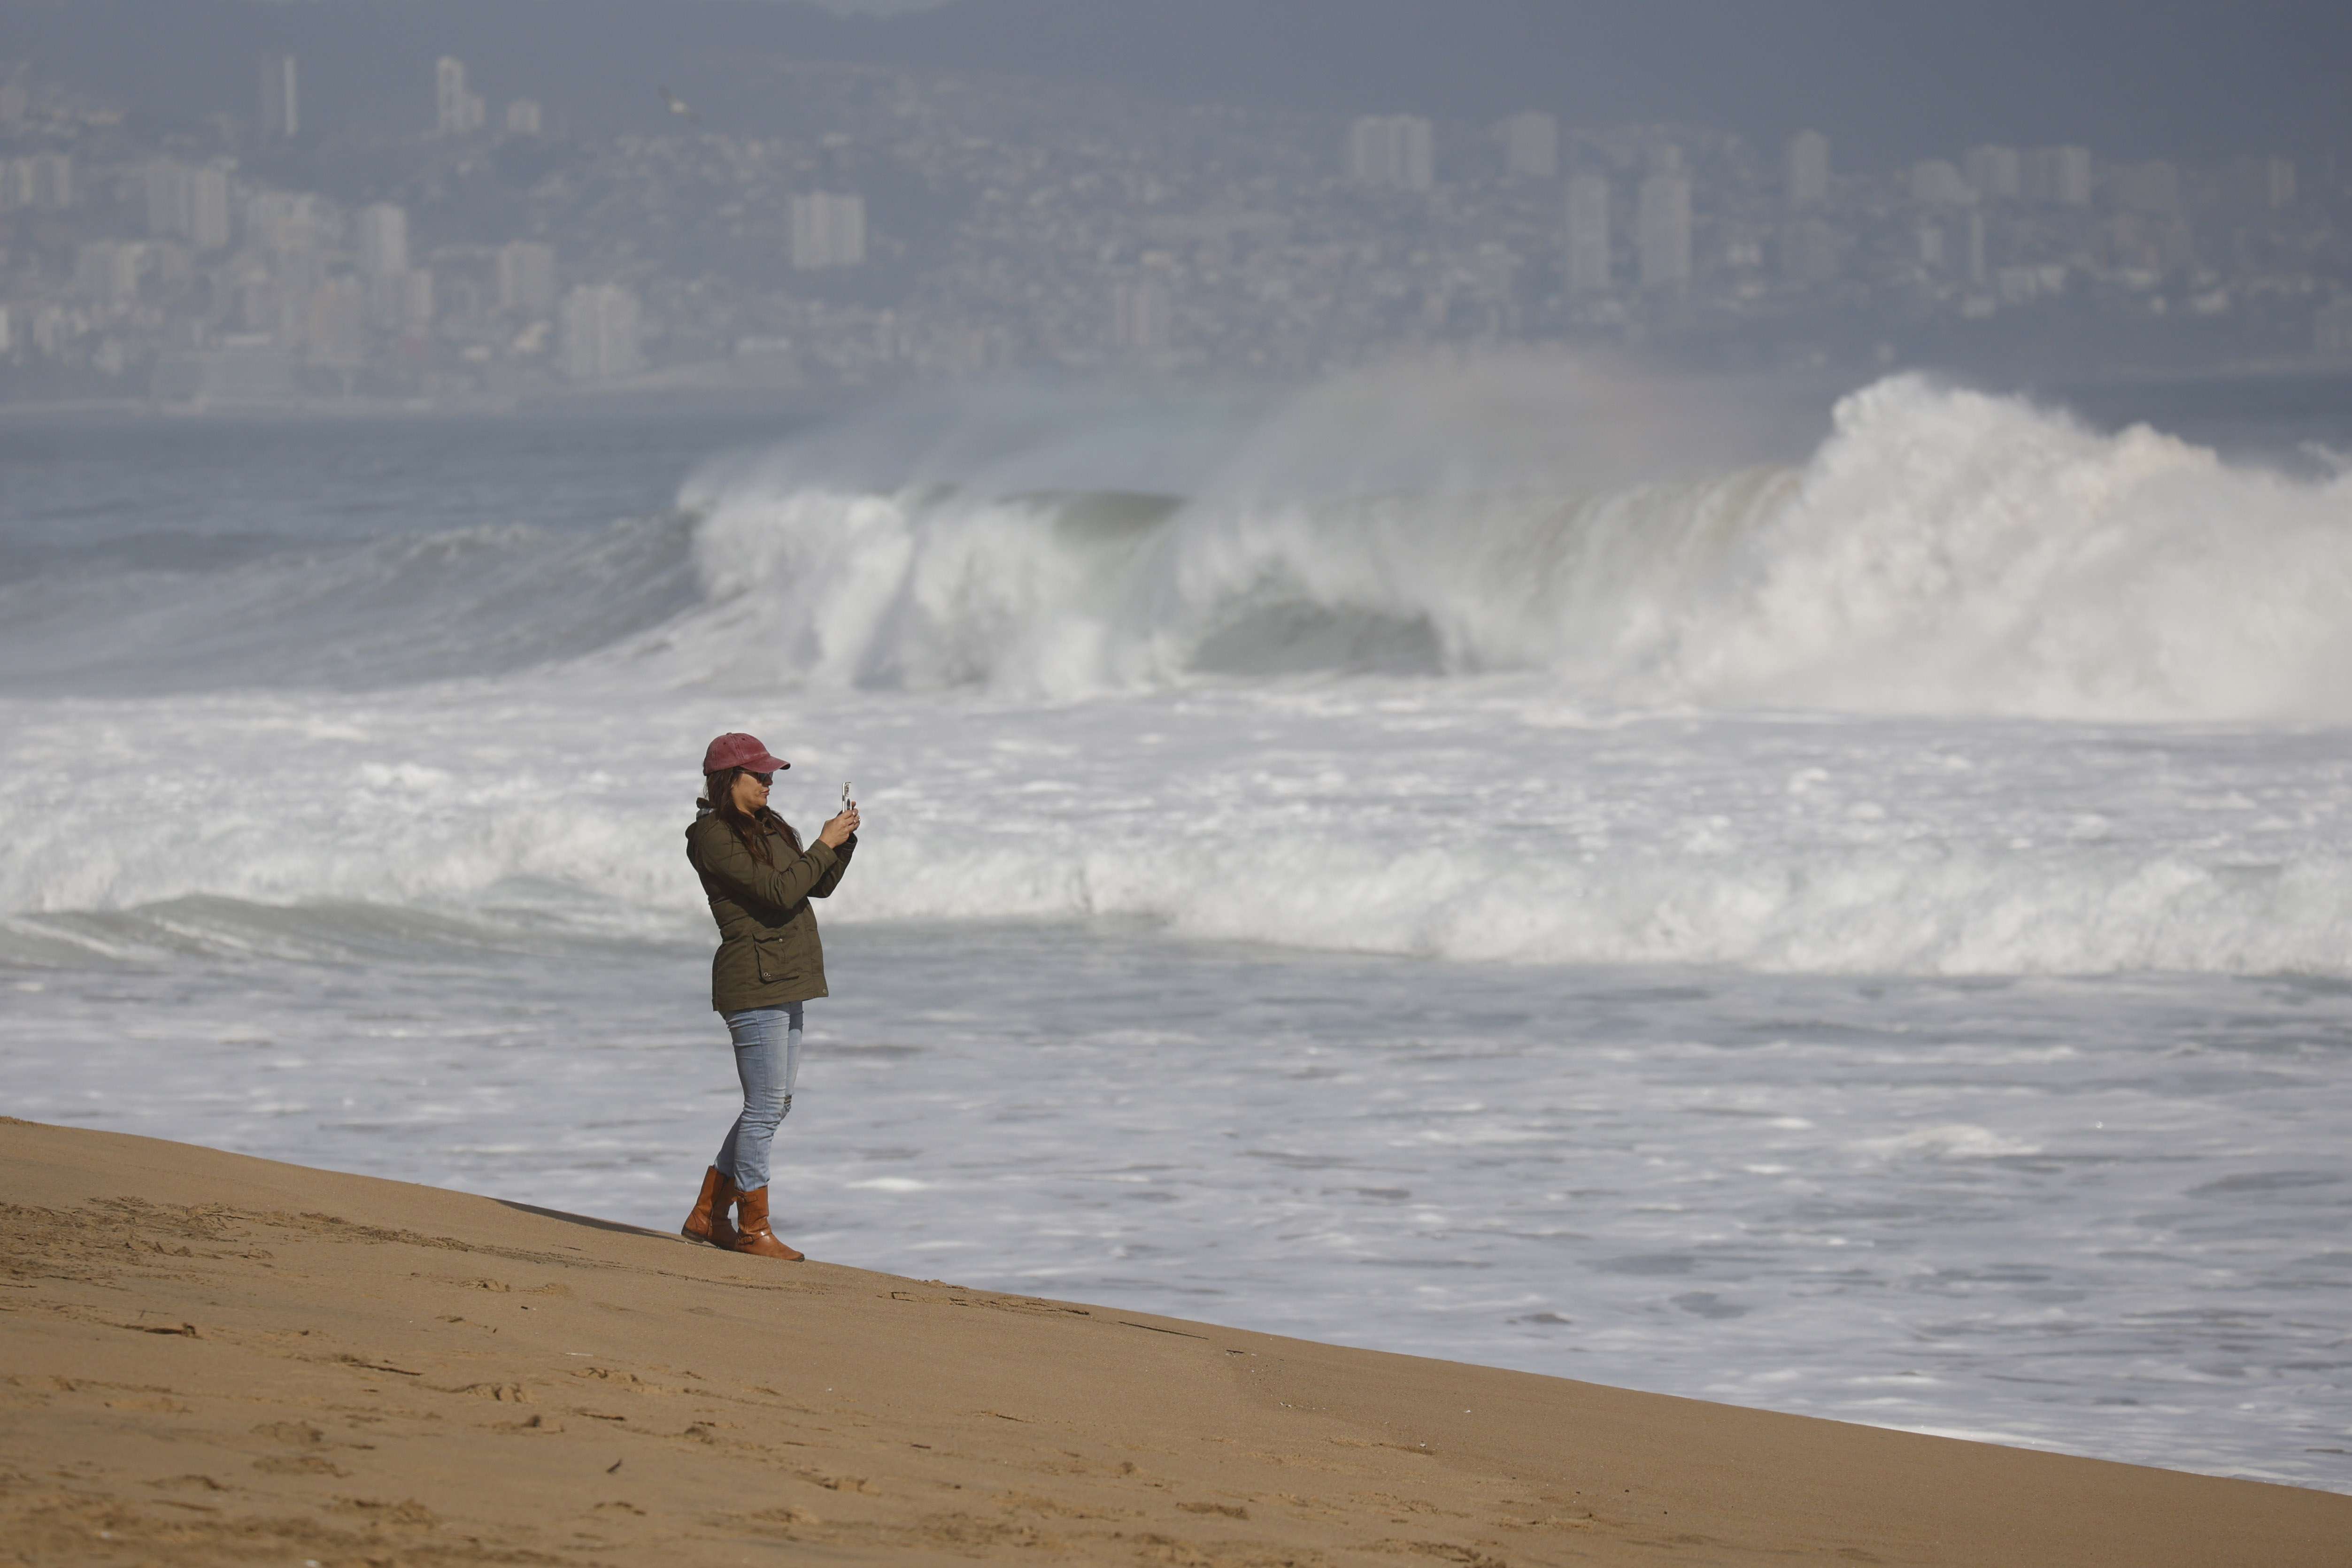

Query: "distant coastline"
left=2, top=355, right=2346, bottom=430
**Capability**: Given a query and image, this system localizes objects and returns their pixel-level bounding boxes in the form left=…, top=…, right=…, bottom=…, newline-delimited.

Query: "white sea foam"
left=5, top=681, right=2350, bottom=977
left=1668, top=380, right=2352, bottom=719
left=1858, top=1124, right=2043, bottom=1160
left=662, top=373, right=2352, bottom=720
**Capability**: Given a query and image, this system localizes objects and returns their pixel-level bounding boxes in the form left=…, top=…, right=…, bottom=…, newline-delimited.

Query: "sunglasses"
left=746, top=771, right=773, bottom=786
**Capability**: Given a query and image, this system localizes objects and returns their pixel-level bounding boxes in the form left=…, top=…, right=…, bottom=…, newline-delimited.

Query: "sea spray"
left=666, top=374, right=2352, bottom=719
left=1665, top=378, right=2352, bottom=719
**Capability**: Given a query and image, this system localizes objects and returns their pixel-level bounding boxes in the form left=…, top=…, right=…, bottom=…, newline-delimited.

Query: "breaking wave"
left=7, top=362, right=2351, bottom=978
left=664, top=373, right=2352, bottom=721
left=8, top=372, right=2345, bottom=723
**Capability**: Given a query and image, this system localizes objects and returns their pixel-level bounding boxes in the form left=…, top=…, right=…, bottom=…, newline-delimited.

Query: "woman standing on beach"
left=679, top=731, right=860, bottom=1262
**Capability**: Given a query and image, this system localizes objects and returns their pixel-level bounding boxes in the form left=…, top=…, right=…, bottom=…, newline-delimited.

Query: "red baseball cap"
left=702, top=732, right=790, bottom=774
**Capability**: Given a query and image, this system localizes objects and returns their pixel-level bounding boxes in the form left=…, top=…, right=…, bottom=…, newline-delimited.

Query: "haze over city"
left=0, top=0, right=2346, bottom=409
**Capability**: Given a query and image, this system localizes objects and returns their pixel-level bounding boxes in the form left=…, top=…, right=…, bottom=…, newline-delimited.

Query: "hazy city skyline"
left=1, top=0, right=2345, bottom=410
left=5, top=0, right=2348, bottom=158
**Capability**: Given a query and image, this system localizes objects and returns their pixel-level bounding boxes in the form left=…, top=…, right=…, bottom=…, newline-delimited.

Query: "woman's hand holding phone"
left=819, top=781, right=860, bottom=848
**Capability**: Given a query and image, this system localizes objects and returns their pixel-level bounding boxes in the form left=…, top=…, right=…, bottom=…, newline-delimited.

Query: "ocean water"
left=1, top=363, right=2348, bottom=1491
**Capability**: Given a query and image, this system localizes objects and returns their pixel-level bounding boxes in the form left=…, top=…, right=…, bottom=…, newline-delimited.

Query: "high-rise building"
left=357, top=204, right=414, bottom=331
left=258, top=53, right=298, bottom=140
left=398, top=269, right=435, bottom=339
left=1964, top=145, right=2020, bottom=201
left=505, top=100, right=543, bottom=137
left=14, top=152, right=74, bottom=209
left=498, top=241, right=559, bottom=316
left=1785, top=130, right=1829, bottom=208
left=1911, top=160, right=1973, bottom=206
left=188, top=165, right=231, bottom=251
left=435, top=57, right=486, bottom=136
left=146, top=163, right=228, bottom=250
left=357, top=204, right=409, bottom=280
left=560, top=284, right=641, bottom=380
left=435, top=57, right=463, bottom=133
left=1112, top=276, right=1172, bottom=353
left=39, top=153, right=72, bottom=208
left=307, top=277, right=367, bottom=366
left=2262, top=156, right=2297, bottom=208
left=1502, top=112, right=1558, bottom=180
left=1637, top=162, right=1691, bottom=288
left=1346, top=115, right=1435, bottom=191
left=1916, top=220, right=1945, bottom=272
left=1346, top=116, right=1380, bottom=184
left=2057, top=146, right=2092, bottom=205
left=2023, top=146, right=2092, bottom=205
left=1564, top=171, right=1611, bottom=292
left=2229, top=155, right=2297, bottom=210
left=789, top=192, right=867, bottom=269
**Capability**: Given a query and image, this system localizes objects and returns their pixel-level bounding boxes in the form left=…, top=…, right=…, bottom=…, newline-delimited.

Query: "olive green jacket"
left=685, top=808, right=856, bottom=1013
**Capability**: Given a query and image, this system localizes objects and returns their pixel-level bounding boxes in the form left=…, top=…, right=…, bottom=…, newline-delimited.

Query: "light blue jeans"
left=714, top=1003, right=802, bottom=1193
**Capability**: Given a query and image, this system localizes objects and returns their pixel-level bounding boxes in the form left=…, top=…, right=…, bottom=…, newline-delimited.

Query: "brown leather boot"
left=729, top=1185, right=803, bottom=1261
left=680, top=1166, right=740, bottom=1249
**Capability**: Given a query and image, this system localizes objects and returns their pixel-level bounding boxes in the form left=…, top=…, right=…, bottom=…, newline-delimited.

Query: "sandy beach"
left=2, top=1115, right=2344, bottom=1567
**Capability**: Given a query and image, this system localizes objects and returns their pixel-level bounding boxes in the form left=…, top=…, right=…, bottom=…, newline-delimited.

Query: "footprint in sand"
left=250, top=1420, right=326, bottom=1446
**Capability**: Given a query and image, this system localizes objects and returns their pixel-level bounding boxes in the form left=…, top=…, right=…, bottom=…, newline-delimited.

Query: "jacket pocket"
left=752, top=934, right=799, bottom=987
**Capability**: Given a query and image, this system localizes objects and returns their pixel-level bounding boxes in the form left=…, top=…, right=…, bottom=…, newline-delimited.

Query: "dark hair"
left=700, top=768, right=775, bottom=866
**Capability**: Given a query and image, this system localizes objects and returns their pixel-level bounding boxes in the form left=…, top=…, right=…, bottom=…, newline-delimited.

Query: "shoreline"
left=3, top=1117, right=2346, bottom=1566
left=1, top=358, right=2349, bottom=429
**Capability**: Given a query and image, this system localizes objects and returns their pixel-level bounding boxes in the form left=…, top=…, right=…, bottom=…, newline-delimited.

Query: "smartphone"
left=842, top=781, right=854, bottom=812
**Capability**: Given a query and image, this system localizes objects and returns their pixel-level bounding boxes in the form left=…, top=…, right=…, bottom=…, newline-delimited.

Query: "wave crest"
left=663, top=374, right=2352, bottom=720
